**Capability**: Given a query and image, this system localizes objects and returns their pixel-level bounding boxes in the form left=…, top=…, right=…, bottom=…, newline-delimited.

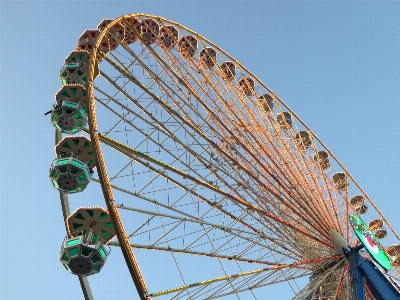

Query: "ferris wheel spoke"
left=93, top=90, right=180, bottom=156
left=97, top=45, right=328, bottom=237
left=196, top=47, right=344, bottom=234
left=116, top=196, right=302, bottom=261
left=96, top=38, right=340, bottom=253
left=170, top=268, right=302, bottom=300
left=93, top=171, right=311, bottom=261
left=129, top=17, right=354, bottom=241
left=332, top=263, right=348, bottom=300
left=99, top=45, right=233, bottom=154
left=143, top=256, right=341, bottom=298
left=112, top=206, right=329, bottom=259
left=176, top=42, right=320, bottom=204
left=291, top=259, right=345, bottom=300
left=117, top=205, right=267, bottom=240
left=179, top=56, right=344, bottom=236
left=97, top=126, right=332, bottom=246
left=92, top=100, right=223, bottom=192
left=97, top=133, right=335, bottom=249
left=97, top=57, right=227, bottom=158
left=148, top=47, right=342, bottom=239
left=119, top=32, right=290, bottom=183
left=92, top=178, right=270, bottom=240
left=212, top=89, right=344, bottom=237
left=106, top=51, right=169, bottom=106
left=109, top=242, right=296, bottom=266
left=191, top=255, right=340, bottom=299
left=170, top=40, right=310, bottom=190
left=205, top=271, right=311, bottom=300
left=93, top=95, right=334, bottom=246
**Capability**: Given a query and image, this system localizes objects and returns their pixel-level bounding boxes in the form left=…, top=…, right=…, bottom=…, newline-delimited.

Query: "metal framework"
left=346, top=247, right=400, bottom=299
left=52, top=13, right=400, bottom=299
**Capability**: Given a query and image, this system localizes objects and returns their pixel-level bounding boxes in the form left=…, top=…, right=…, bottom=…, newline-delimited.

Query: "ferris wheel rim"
left=69, top=13, right=400, bottom=299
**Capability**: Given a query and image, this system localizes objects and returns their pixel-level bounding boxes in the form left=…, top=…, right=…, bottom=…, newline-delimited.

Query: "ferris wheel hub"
left=329, top=229, right=349, bottom=252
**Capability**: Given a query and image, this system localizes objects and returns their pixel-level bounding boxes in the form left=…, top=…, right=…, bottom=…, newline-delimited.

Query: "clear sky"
left=1, top=1, right=399, bottom=299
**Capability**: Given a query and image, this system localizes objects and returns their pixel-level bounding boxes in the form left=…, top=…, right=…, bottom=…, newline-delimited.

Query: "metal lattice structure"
left=49, top=14, right=400, bottom=300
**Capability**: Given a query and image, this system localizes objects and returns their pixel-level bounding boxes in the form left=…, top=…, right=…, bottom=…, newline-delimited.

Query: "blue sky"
left=1, top=1, right=399, bottom=299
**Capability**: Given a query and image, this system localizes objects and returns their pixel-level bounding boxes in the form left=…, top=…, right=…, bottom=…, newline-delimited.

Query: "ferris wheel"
left=48, top=14, right=400, bottom=299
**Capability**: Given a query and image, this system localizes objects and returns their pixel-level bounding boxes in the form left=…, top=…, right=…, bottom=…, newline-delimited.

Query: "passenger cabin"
left=141, top=19, right=159, bottom=44
left=97, top=19, right=125, bottom=50
left=123, top=17, right=141, bottom=44
left=239, top=77, right=254, bottom=96
left=179, top=35, right=198, bottom=57
left=332, top=172, right=347, bottom=191
left=219, top=62, right=236, bottom=81
left=313, top=151, right=330, bottom=169
left=159, top=26, right=178, bottom=49
left=257, top=94, right=274, bottom=113
left=200, top=47, right=217, bottom=69
left=276, top=112, right=292, bottom=129
left=295, top=131, right=311, bottom=150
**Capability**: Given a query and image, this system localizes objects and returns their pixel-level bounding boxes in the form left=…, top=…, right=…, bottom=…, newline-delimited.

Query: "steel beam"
left=346, top=247, right=400, bottom=300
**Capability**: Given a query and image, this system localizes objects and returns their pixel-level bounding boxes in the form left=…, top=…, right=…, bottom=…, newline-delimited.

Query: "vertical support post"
left=349, top=249, right=366, bottom=300
left=79, top=276, right=94, bottom=300
left=56, top=129, right=93, bottom=300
